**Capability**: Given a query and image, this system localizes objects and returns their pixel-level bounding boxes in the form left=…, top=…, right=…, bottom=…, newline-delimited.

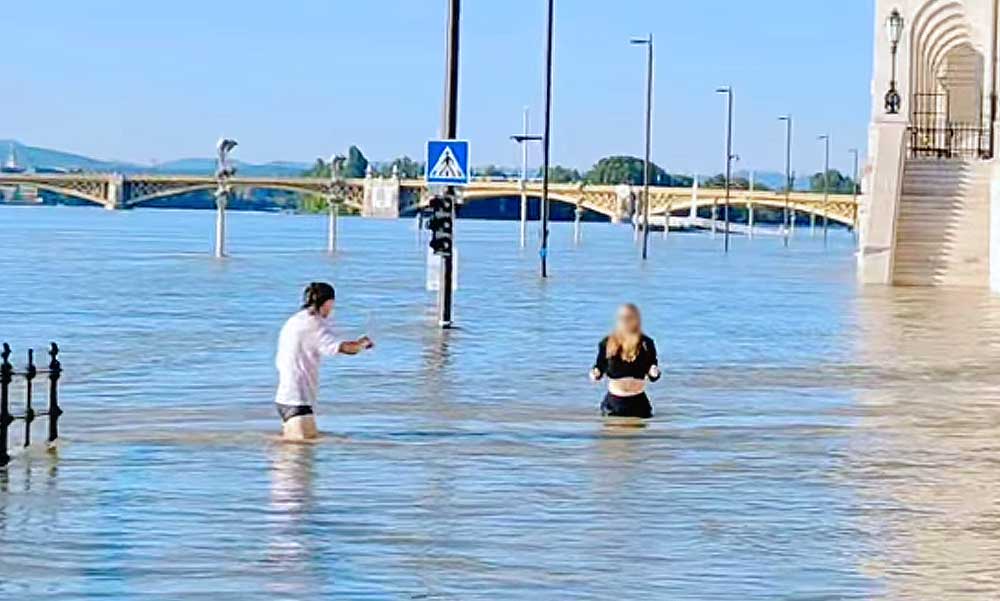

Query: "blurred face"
left=615, top=306, right=641, bottom=335
left=319, top=299, right=334, bottom=319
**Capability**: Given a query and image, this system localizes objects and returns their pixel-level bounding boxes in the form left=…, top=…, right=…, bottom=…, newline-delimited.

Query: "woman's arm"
left=645, top=337, right=661, bottom=381
left=591, top=339, right=609, bottom=381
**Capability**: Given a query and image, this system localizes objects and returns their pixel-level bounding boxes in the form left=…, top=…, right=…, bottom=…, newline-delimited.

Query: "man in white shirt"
left=275, top=282, right=373, bottom=441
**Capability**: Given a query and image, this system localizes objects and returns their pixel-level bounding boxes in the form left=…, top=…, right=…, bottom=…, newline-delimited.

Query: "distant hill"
left=0, top=140, right=310, bottom=177
left=0, top=139, right=138, bottom=173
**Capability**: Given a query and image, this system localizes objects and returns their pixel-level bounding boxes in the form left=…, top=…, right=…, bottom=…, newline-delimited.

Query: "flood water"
left=2, top=206, right=999, bottom=600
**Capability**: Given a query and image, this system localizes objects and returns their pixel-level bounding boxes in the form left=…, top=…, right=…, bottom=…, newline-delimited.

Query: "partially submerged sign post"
left=425, top=139, right=469, bottom=327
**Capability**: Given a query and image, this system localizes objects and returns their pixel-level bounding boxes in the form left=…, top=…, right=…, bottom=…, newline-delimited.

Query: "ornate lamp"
left=885, top=9, right=904, bottom=114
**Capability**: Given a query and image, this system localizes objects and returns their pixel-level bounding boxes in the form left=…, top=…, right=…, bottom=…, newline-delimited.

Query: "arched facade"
left=861, top=0, right=1000, bottom=288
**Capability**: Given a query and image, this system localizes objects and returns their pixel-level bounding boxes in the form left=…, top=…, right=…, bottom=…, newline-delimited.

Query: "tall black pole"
left=540, top=0, right=554, bottom=278
left=641, top=34, right=653, bottom=260
left=721, top=88, right=733, bottom=253
left=439, top=0, right=460, bottom=327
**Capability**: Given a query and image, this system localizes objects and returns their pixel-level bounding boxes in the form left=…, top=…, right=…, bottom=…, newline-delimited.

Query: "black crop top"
left=593, top=335, right=660, bottom=381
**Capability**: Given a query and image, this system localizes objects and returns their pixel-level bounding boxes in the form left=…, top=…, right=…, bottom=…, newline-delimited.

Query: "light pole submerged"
left=779, top=115, right=793, bottom=247
left=540, top=0, right=554, bottom=278
left=214, top=138, right=237, bottom=258
left=631, top=33, right=654, bottom=260
left=511, top=107, right=542, bottom=248
left=849, top=147, right=860, bottom=238
left=327, top=154, right=346, bottom=254
left=716, top=86, right=734, bottom=253
left=819, top=134, right=830, bottom=245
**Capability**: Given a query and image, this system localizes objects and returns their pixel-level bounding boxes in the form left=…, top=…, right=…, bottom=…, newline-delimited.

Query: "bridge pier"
left=106, top=174, right=125, bottom=210
left=363, top=170, right=401, bottom=218
left=574, top=205, right=583, bottom=244
left=748, top=201, right=755, bottom=239
left=810, top=212, right=816, bottom=237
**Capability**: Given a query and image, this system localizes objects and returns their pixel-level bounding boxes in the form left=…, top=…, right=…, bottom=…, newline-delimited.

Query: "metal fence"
left=1, top=342, right=63, bottom=467
left=908, top=92, right=993, bottom=159
left=908, top=123, right=992, bottom=159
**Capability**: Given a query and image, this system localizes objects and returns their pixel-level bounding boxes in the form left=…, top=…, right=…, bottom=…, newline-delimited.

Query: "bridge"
left=0, top=171, right=859, bottom=225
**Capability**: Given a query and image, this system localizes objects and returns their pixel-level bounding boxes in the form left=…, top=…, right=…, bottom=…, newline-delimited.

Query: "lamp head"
left=886, top=9, right=904, bottom=46
left=715, top=87, right=731, bottom=94
left=216, top=138, right=238, bottom=155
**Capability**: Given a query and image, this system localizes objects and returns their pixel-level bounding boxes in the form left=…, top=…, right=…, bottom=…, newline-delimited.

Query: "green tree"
left=701, top=174, right=771, bottom=191
left=583, top=156, right=690, bottom=187
left=344, top=145, right=369, bottom=178
left=808, top=169, right=857, bottom=194
left=378, top=156, right=424, bottom=178
left=473, top=164, right=508, bottom=178
left=547, top=165, right=583, bottom=183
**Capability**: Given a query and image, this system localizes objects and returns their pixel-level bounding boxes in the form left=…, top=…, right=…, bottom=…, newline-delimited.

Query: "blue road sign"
left=426, top=139, right=470, bottom=186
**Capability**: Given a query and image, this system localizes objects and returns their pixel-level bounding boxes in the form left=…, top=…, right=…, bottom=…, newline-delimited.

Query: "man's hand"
left=358, top=336, right=374, bottom=350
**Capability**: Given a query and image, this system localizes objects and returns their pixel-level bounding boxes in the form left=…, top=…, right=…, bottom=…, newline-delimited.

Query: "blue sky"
left=3, top=0, right=873, bottom=175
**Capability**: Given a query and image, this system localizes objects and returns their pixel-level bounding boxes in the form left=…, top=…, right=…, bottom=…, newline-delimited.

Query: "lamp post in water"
left=849, top=147, right=860, bottom=237
left=539, top=0, right=555, bottom=278
left=818, top=134, right=831, bottom=246
left=778, top=115, right=793, bottom=247
left=327, top=154, right=346, bottom=254
left=716, top=86, right=734, bottom=253
left=630, top=33, right=654, bottom=259
left=214, top=138, right=237, bottom=258
left=510, top=108, right=543, bottom=248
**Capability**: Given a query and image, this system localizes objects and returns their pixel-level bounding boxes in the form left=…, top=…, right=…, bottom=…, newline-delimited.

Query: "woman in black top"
left=590, top=303, right=660, bottom=418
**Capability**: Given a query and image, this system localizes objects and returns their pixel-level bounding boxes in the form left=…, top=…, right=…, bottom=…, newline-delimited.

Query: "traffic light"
left=427, top=194, right=454, bottom=256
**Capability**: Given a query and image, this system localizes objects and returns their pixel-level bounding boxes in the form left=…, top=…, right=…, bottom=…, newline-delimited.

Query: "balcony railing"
left=908, top=123, right=993, bottom=159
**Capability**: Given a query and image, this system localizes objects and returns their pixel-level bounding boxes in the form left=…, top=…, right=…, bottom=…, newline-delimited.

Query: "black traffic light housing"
left=427, top=194, right=454, bottom=256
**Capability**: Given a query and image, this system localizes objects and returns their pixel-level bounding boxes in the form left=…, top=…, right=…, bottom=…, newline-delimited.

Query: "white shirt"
left=274, top=309, right=341, bottom=406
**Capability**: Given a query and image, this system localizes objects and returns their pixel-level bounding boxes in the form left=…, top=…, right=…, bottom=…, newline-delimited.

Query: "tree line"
left=302, top=148, right=859, bottom=195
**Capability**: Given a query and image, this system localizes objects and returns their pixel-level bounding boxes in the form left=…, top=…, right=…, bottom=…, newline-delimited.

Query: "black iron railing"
left=0, top=342, right=62, bottom=467
left=908, top=123, right=993, bottom=159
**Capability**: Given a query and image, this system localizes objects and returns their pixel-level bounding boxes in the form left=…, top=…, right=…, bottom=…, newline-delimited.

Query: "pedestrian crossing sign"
left=426, top=139, right=470, bottom=186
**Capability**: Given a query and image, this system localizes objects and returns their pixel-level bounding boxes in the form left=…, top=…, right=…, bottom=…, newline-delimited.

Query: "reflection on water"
left=852, top=287, right=1000, bottom=600
left=0, top=207, right=998, bottom=598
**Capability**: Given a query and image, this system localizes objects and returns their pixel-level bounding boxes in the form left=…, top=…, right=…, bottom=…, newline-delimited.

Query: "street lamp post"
left=716, top=86, right=734, bottom=253
left=327, top=154, right=346, bottom=254
left=511, top=108, right=543, bottom=248
left=540, top=0, right=555, bottom=278
left=214, top=138, right=237, bottom=258
left=885, top=9, right=904, bottom=114
left=631, top=33, right=654, bottom=260
left=819, top=134, right=831, bottom=245
left=779, top=115, right=793, bottom=247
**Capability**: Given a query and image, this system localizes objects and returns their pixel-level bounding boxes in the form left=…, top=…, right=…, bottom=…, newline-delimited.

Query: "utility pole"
left=438, top=0, right=460, bottom=327
left=540, top=0, right=554, bottom=278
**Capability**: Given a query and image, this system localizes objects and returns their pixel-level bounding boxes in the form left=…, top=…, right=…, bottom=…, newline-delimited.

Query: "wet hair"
left=301, top=282, right=335, bottom=313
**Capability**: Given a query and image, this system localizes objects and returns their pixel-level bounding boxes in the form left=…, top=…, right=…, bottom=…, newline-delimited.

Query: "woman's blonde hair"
left=606, top=303, right=642, bottom=362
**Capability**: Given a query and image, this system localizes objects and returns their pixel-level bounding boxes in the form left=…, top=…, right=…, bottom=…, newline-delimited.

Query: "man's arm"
left=338, top=336, right=374, bottom=355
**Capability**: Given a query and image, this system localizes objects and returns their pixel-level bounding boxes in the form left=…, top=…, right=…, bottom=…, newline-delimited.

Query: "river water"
left=1, top=206, right=999, bottom=600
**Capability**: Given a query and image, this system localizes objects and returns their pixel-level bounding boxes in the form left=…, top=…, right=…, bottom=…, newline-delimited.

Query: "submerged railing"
left=0, top=342, right=63, bottom=467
